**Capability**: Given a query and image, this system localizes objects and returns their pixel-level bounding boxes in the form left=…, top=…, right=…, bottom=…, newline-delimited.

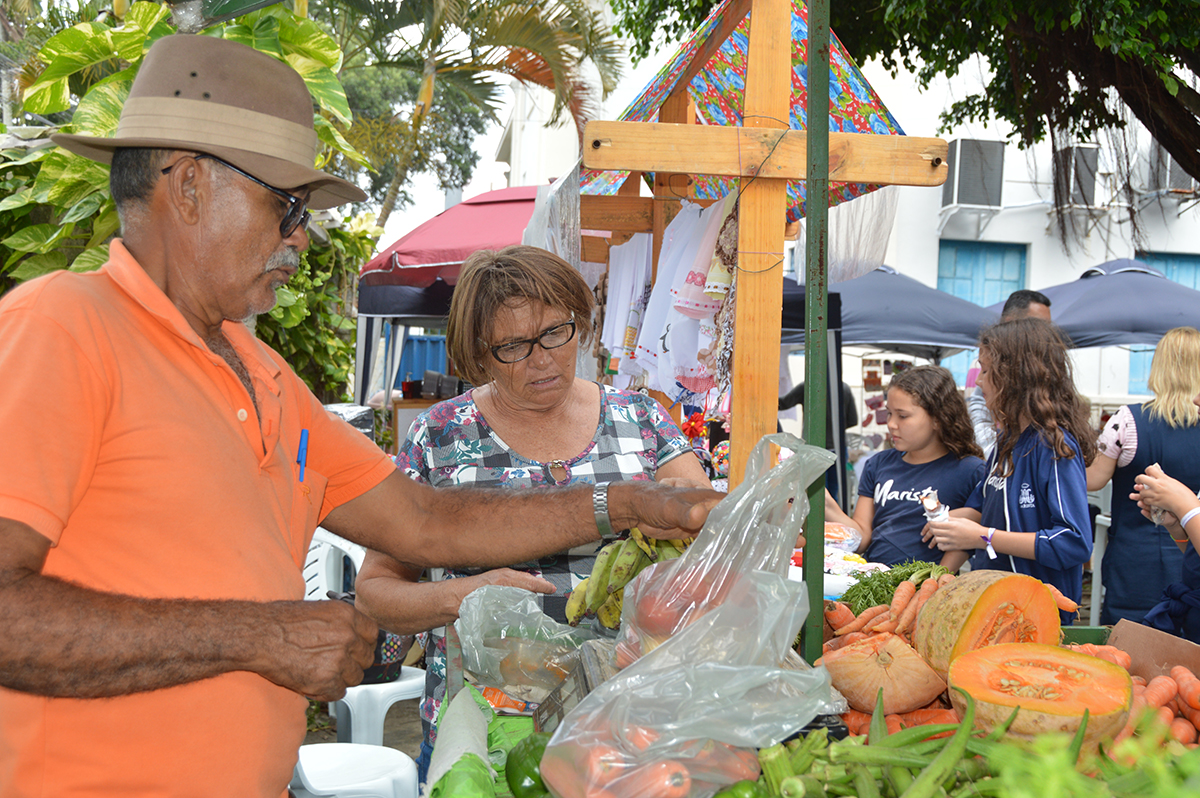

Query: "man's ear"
left=159, top=155, right=203, bottom=227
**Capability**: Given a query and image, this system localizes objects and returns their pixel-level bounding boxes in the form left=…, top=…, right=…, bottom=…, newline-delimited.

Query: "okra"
left=899, top=688, right=976, bottom=798
left=790, top=727, right=830, bottom=773
left=983, top=705, right=1019, bottom=742
left=869, top=688, right=889, bottom=744
left=780, top=775, right=825, bottom=798
left=887, top=765, right=915, bottom=797
left=760, top=743, right=795, bottom=795
left=1066, top=709, right=1089, bottom=765
left=872, top=724, right=961, bottom=749
left=949, top=777, right=1007, bottom=798
left=830, top=745, right=932, bottom=769
left=853, top=764, right=882, bottom=798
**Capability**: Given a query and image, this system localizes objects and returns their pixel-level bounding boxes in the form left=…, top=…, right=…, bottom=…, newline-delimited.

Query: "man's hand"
left=453, top=569, right=555, bottom=603
left=250, top=600, right=379, bottom=701
left=610, top=481, right=723, bottom=540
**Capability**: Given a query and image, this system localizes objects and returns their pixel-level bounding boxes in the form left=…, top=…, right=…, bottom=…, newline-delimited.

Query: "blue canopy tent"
left=987, top=259, right=1200, bottom=348
left=783, top=266, right=999, bottom=362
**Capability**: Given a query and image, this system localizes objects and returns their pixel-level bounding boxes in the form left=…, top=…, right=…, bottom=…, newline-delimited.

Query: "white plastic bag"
left=541, top=571, right=838, bottom=798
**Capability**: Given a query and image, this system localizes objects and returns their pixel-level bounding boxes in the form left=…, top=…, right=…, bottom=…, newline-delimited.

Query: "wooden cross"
left=580, top=0, right=948, bottom=486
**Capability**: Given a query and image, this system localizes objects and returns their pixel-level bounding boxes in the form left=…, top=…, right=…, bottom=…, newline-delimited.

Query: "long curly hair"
left=977, top=318, right=1097, bottom=477
left=888, top=365, right=984, bottom=460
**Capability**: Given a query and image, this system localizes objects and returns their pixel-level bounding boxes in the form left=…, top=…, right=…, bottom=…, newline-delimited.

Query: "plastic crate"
left=395, top=335, right=447, bottom=386
left=1060, top=626, right=1111, bottom=645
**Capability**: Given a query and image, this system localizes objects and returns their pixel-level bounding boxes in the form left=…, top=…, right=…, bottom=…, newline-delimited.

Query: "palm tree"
left=317, top=0, right=623, bottom=226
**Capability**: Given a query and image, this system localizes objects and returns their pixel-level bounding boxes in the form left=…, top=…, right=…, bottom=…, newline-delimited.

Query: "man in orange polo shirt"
left=0, top=35, right=719, bottom=798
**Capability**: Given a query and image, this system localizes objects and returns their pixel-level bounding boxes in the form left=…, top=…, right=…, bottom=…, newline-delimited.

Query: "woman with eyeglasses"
left=354, top=245, right=709, bottom=779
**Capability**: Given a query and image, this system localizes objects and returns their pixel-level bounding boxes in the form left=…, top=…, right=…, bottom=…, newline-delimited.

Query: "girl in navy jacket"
left=925, top=318, right=1096, bottom=623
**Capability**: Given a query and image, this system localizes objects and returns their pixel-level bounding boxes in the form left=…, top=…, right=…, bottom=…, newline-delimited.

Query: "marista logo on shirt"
left=874, top=479, right=932, bottom=508
left=1019, top=482, right=1036, bottom=509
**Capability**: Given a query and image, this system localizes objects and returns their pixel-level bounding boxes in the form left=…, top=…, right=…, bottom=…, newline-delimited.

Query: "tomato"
left=505, top=732, right=552, bottom=798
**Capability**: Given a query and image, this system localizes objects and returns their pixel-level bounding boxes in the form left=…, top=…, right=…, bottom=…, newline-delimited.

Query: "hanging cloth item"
left=633, top=203, right=705, bottom=392
left=603, top=233, right=652, bottom=376
left=670, top=194, right=733, bottom=319
left=704, top=197, right=740, bottom=301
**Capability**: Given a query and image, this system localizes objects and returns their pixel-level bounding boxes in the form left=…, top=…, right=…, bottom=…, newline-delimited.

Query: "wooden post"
left=728, top=0, right=791, bottom=487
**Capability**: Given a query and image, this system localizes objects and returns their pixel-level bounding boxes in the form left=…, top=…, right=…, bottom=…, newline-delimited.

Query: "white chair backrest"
left=303, top=528, right=368, bottom=600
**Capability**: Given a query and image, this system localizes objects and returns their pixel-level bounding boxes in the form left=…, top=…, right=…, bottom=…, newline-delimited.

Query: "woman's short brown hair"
left=447, top=245, right=594, bottom=386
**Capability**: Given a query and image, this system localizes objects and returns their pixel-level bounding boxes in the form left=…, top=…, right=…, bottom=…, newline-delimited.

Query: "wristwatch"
left=593, top=483, right=615, bottom=540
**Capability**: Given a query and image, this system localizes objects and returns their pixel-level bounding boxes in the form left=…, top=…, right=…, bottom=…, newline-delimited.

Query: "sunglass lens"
left=282, top=204, right=309, bottom=238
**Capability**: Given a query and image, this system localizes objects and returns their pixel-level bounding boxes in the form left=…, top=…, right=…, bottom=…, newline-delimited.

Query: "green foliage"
left=0, top=2, right=375, bottom=401
left=256, top=212, right=381, bottom=402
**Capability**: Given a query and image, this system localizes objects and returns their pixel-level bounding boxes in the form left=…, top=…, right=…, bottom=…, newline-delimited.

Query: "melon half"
left=948, top=642, right=1132, bottom=750
left=911, top=570, right=1061, bottom=681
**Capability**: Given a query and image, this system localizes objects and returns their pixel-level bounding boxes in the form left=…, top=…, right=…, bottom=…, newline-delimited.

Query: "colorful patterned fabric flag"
left=579, top=0, right=905, bottom=222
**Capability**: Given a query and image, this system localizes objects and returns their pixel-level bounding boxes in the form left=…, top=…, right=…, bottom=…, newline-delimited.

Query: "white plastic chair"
left=303, top=529, right=425, bottom=746
left=291, top=743, right=418, bottom=798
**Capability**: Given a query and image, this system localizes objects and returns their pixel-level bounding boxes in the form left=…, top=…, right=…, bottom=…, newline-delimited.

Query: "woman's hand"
left=924, top=516, right=986, bottom=552
left=1132, top=464, right=1200, bottom=520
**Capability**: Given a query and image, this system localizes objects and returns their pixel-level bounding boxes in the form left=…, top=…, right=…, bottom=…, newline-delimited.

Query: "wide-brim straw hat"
left=52, top=34, right=366, bottom=210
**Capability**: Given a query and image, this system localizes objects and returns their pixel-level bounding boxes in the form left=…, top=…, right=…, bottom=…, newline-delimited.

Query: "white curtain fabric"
left=794, top=185, right=899, bottom=284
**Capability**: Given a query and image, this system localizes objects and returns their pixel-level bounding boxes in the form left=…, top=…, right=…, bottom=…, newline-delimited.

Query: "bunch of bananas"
left=565, top=528, right=690, bottom=630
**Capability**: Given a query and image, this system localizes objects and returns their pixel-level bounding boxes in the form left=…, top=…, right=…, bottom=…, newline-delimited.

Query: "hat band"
left=116, top=97, right=318, bottom=165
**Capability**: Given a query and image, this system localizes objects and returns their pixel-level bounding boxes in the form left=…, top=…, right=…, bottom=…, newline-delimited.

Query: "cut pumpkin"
left=821, top=632, right=947, bottom=715
left=911, top=570, right=1061, bottom=681
left=948, top=642, right=1132, bottom=751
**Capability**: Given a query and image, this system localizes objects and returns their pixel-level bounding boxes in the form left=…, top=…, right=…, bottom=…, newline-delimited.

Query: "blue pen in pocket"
left=297, top=428, right=309, bottom=482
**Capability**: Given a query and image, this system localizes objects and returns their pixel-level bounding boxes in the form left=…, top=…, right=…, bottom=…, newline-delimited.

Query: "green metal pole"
left=802, top=0, right=830, bottom=666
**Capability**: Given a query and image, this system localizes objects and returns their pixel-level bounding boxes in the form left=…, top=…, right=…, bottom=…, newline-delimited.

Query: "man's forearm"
left=0, top=571, right=374, bottom=700
left=0, top=571, right=268, bottom=697
left=328, top=473, right=718, bottom=571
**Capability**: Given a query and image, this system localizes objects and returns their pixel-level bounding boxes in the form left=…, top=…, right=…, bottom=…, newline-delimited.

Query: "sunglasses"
left=488, top=320, right=577, bottom=364
left=161, top=154, right=311, bottom=239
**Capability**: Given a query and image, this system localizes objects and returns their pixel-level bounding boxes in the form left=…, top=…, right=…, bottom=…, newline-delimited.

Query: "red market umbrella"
left=360, top=185, right=540, bottom=290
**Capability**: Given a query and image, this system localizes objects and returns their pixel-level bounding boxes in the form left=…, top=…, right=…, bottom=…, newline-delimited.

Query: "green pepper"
left=505, top=732, right=552, bottom=798
left=713, top=779, right=768, bottom=798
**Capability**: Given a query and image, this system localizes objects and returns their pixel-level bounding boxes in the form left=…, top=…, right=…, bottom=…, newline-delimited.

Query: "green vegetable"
left=788, top=727, right=830, bottom=774
left=713, top=779, right=768, bottom=798
left=759, top=743, right=795, bottom=795
left=780, top=774, right=824, bottom=798
left=900, top=687, right=976, bottom=798
left=853, top=764, right=882, bottom=798
left=504, top=732, right=551, bottom=798
left=841, top=560, right=949, bottom=615
left=868, top=688, right=889, bottom=744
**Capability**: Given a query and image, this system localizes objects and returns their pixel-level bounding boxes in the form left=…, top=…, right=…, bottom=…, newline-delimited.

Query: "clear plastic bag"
left=456, top=585, right=596, bottom=703
left=615, top=433, right=836, bottom=662
left=541, top=434, right=841, bottom=798
left=541, top=571, right=839, bottom=798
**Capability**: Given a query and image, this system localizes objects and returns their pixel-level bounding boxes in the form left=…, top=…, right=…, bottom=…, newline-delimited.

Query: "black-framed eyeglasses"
left=161, top=154, right=311, bottom=239
left=488, top=320, right=576, bottom=364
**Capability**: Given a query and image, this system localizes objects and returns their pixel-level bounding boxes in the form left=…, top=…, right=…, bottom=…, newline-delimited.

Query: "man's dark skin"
left=0, top=151, right=720, bottom=703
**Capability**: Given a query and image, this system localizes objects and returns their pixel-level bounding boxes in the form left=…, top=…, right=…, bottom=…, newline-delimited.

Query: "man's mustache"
left=266, top=248, right=300, bottom=273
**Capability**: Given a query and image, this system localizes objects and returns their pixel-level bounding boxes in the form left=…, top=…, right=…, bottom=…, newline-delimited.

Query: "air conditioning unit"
left=941, top=139, right=1005, bottom=208
left=1149, top=144, right=1199, bottom=192
left=1053, top=144, right=1100, bottom=207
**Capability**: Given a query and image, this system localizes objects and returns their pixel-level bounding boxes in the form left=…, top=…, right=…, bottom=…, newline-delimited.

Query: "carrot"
left=824, top=600, right=857, bottom=632
left=889, top=579, right=918, bottom=619
left=1156, top=705, right=1177, bottom=728
left=823, top=631, right=868, bottom=653
left=1114, top=694, right=1146, bottom=743
left=1172, top=665, right=1200, bottom=710
left=866, top=616, right=899, bottom=634
left=1143, top=675, right=1180, bottom=709
left=1084, top=644, right=1133, bottom=671
left=1132, top=675, right=1148, bottom=687
left=895, top=578, right=939, bottom=636
left=1044, top=582, right=1079, bottom=614
left=1184, top=706, right=1200, bottom=730
left=835, top=604, right=889, bottom=636
left=937, top=573, right=956, bottom=587
left=842, top=710, right=872, bottom=735
left=898, top=708, right=960, bottom=726
left=884, top=715, right=904, bottom=735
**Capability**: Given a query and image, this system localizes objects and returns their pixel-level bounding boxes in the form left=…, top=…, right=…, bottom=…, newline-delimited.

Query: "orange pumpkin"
left=912, top=570, right=1061, bottom=681
left=948, top=642, right=1132, bottom=751
left=821, top=632, right=947, bottom=715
